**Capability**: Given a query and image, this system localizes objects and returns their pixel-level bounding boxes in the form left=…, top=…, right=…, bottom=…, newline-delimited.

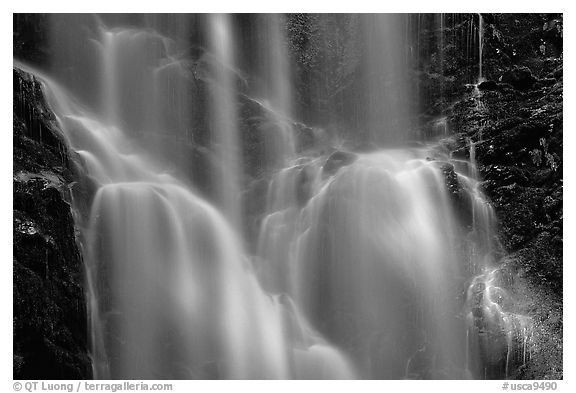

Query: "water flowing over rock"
left=257, top=146, right=529, bottom=379
left=18, top=17, right=355, bottom=379
left=12, top=14, right=549, bottom=380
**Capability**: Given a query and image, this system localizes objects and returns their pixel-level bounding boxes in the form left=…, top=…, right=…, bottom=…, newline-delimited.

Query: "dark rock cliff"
left=13, top=67, right=92, bottom=379
left=446, top=59, right=562, bottom=380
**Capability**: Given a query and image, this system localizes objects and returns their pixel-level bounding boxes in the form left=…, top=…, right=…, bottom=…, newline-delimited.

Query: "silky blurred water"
left=15, top=13, right=530, bottom=379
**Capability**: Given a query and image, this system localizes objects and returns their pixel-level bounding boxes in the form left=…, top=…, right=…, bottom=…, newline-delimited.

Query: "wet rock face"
left=439, top=162, right=473, bottom=229
left=13, top=67, right=92, bottom=379
left=447, top=58, right=563, bottom=379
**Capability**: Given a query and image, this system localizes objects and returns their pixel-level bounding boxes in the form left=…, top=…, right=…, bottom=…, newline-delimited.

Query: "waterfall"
left=206, top=14, right=244, bottom=230
left=256, top=146, right=514, bottom=378
left=361, top=14, right=413, bottom=144
left=478, top=14, right=484, bottom=82
left=254, top=14, right=296, bottom=166
left=22, top=15, right=355, bottom=379
left=16, top=13, right=532, bottom=380
left=438, top=13, right=445, bottom=103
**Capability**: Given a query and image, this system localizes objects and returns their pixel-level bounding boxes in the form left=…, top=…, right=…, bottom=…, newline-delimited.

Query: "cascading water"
left=253, top=13, right=297, bottom=166
left=256, top=144, right=531, bottom=379
left=361, top=14, right=413, bottom=144
left=16, top=13, right=532, bottom=380
left=478, top=13, right=484, bottom=82
left=21, top=15, right=355, bottom=379
left=207, top=14, right=244, bottom=229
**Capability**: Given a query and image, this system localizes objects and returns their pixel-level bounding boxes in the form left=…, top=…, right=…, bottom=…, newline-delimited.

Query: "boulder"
left=478, top=80, right=499, bottom=92
left=322, top=150, right=358, bottom=176
left=499, top=67, right=537, bottom=91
